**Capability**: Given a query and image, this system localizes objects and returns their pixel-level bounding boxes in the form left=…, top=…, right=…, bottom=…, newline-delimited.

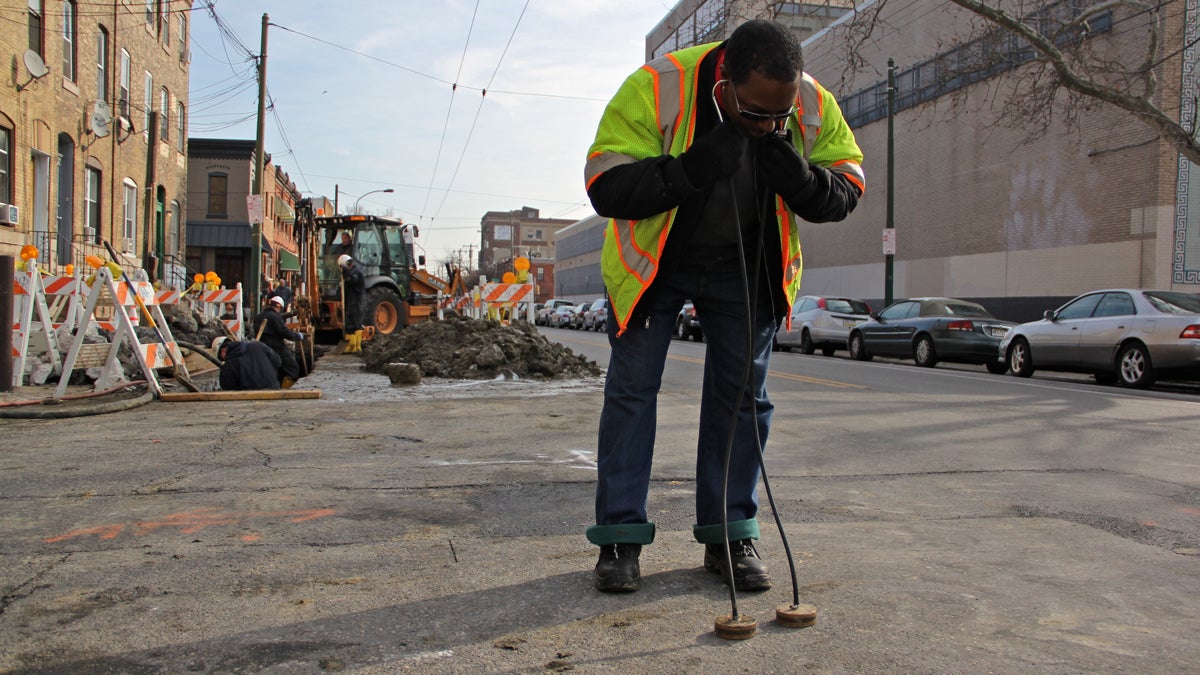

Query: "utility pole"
left=884, top=58, right=895, bottom=307
left=250, top=13, right=269, bottom=311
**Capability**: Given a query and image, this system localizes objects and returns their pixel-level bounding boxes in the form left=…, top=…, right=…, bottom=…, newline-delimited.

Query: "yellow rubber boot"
left=281, top=376, right=296, bottom=389
left=342, top=333, right=353, bottom=354
left=354, top=330, right=364, bottom=353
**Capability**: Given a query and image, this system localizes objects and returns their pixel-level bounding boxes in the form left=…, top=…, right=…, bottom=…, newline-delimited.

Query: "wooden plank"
left=158, top=389, right=322, bottom=402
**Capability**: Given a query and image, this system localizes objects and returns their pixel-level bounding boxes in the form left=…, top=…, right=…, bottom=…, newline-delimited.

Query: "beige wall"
left=793, top=0, right=1198, bottom=301
left=1, top=0, right=191, bottom=270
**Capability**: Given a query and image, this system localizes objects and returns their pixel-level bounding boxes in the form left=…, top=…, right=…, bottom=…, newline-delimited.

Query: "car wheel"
left=986, top=361, right=1008, bottom=375
left=849, top=332, right=872, bottom=361
left=913, top=335, right=938, bottom=367
left=1116, top=342, right=1155, bottom=388
left=1008, top=338, right=1034, bottom=377
left=820, top=345, right=837, bottom=357
left=799, top=330, right=816, bottom=355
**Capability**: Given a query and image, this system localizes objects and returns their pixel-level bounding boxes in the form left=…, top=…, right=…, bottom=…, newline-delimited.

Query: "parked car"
left=583, top=298, right=610, bottom=332
left=848, top=297, right=1014, bottom=373
left=776, top=295, right=872, bottom=355
left=548, top=304, right=576, bottom=328
left=537, top=299, right=574, bottom=326
left=675, top=302, right=703, bottom=341
left=569, top=302, right=592, bottom=329
left=999, top=289, right=1200, bottom=388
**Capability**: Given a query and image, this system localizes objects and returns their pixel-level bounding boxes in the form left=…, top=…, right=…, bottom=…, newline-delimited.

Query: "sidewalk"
left=1, top=353, right=1198, bottom=672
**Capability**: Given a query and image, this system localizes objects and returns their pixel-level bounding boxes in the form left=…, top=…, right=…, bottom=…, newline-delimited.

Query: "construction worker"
left=583, top=20, right=865, bottom=593
left=214, top=337, right=281, bottom=391
left=253, top=296, right=304, bottom=388
left=338, top=254, right=366, bottom=353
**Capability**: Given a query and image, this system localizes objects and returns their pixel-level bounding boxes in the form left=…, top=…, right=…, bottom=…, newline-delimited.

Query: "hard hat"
left=211, top=337, right=230, bottom=356
left=269, top=296, right=286, bottom=307
left=337, top=254, right=352, bottom=267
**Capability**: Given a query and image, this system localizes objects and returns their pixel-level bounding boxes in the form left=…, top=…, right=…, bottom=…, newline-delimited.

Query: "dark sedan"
left=848, top=297, right=1015, bottom=373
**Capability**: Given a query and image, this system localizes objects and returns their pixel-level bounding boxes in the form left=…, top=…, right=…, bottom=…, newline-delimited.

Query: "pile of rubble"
left=361, top=318, right=602, bottom=380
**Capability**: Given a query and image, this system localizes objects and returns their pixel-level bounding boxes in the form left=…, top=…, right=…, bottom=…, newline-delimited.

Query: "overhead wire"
left=419, top=0, right=482, bottom=224
left=429, top=0, right=532, bottom=225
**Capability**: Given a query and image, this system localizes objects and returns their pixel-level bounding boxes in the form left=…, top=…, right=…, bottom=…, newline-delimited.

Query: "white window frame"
left=159, top=86, right=169, bottom=142
left=119, top=49, right=131, bottom=118
left=143, top=71, right=153, bottom=140
left=96, top=26, right=108, bottom=101
left=122, top=179, right=137, bottom=252
left=85, top=166, right=101, bottom=240
left=61, top=0, right=76, bottom=82
left=175, top=100, right=185, bottom=151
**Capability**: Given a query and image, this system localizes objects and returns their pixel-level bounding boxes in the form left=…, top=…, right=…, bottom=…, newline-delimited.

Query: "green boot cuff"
left=692, top=519, right=760, bottom=545
left=586, top=523, right=656, bottom=546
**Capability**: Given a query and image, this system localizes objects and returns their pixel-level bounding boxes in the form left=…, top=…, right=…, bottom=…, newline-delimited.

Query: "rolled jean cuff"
left=692, top=519, right=760, bottom=545
left=586, top=523, right=656, bottom=546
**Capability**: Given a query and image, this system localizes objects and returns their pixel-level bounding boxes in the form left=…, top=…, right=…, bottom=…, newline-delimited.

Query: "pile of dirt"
left=361, top=318, right=602, bottom=380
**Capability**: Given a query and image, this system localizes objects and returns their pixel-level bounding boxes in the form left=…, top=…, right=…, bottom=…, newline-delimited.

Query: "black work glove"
left=757, top=131, right=818, bottom=202
left=678, top=122, right=748, bottom=189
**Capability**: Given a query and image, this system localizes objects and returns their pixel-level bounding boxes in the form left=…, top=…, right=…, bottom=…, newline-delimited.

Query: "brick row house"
left=2, top=0, right=191, bottom=287
left=185, top=137, right=302, bottom=304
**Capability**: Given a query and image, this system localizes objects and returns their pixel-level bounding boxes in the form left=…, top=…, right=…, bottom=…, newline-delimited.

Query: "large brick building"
left=1, top=0, right=192, bottom=287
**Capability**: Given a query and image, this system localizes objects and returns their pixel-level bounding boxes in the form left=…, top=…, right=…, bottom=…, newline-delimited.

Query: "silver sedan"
left=998, top=289, right=1200, bottom=388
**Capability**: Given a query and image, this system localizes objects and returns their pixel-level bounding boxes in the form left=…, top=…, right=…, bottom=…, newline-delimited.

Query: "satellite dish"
left=23, top=50, right=48, bottom=78
left=17, top=50, right=48, bottom=91
left=90, top=101, right=112, bottom=138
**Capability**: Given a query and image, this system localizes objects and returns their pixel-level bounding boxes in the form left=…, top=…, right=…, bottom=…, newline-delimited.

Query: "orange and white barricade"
left=479, top=282, right=535, bottom=325
left=10, top=264, right=65, bottom=387
left=56, top=266, right=190, bottom=398
left=198, top=284, right=244, bottom=340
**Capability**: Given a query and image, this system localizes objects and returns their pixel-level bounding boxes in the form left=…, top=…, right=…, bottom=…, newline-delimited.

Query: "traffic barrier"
left=478, top=283, right=535, bottom=325
left=10, top=264, right=64, bottom=387
left=56, top=266, right=190, bottom=399
left=198, top=285, right=245, bottom=340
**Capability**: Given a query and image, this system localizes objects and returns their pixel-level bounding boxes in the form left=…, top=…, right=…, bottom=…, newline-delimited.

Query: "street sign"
left=247, top=195, right=264, bottom=224
left=882, top=228, right=897, bottom=255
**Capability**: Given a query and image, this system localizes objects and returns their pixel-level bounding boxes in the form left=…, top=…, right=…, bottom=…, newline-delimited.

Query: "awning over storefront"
left=278, top=249, right=300, bottom=271
left=274, top=198, right=296, bottom=223
left=186, top=221, right=273, bottom=253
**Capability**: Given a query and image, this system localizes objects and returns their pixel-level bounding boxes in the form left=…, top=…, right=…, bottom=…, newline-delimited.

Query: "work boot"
left=352, top=330, right=364, bottom=353
left=281, top=376, right=296, bottom=389
left=594, top=543, right=641, bottom=593
left=342, top=334, right=353, bottom=354
left=704, top=539, right=771, bottom=591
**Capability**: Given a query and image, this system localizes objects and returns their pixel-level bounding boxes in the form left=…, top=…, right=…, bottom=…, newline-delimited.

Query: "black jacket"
left=254, top=307, right=302, bottom=352
left=219, top=341, right=281, bottom=390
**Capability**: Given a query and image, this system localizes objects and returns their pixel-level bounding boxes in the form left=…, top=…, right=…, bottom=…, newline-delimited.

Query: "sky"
left=187, top=0, right=673, bottom=268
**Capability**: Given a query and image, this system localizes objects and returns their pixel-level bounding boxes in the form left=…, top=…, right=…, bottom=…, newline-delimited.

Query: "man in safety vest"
left=583, top=20, right=865, bottom=593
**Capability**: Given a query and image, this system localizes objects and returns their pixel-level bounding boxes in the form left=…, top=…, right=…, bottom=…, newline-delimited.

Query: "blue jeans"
left=590, top=257, right=776, bottom=546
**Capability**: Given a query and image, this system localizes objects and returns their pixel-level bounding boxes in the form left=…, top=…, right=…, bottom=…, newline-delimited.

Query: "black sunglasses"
left=717, top=80, right=798, bottom=122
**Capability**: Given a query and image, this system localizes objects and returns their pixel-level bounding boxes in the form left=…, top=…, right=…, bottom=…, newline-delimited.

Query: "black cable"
left=720, top=129, right=804, bottom=620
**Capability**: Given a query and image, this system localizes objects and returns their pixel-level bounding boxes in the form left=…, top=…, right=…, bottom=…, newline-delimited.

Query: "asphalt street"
left=1, top=344, right=1199, bottom=673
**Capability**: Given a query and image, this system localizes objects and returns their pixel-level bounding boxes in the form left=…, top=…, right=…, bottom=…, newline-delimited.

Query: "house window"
left=177, top=12, right=187, bottom=62
left=85, top=166, right=101, bottom=241
left=28, top=0, right=43, bottom=56
left=168, top=200, right=180, bottom=255
left=161, top=3, right=170, bottom=46
left=144, top=0, right=153, bottom=27
left=143, top=71, right=153, bottom=139
left=175, top=101, right=185, bottom=151
left=0, top=126, right=11, bottom=205
left=207, top=173, right=228, bottom=218
left=61, top=0, right=77, bottom=82
left=119, top=50, right=131, bottom=118
left=96, top=27, right=109, bottom=101
left=159, top=87, right=169, bottom=142
left=122, top=179, right=137, bottom=251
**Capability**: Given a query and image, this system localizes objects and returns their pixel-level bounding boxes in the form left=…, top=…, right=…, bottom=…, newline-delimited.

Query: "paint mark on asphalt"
left=44, top=507, right=336, bottom=543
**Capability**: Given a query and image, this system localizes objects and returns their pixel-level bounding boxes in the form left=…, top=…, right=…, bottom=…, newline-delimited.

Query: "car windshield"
left=827, top=299, right=870, bottom=314
left=1143, top=291, right=1200, bottom=314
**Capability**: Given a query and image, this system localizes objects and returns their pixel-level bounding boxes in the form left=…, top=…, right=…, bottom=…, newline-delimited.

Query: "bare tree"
left=784, top=0, right=1199, bottom=165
